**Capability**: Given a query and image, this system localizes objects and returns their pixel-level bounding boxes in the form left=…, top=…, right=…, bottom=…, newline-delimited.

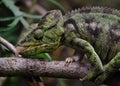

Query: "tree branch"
left=0, top=37, right=90, bottom=80
left=0, top=57, right=89, bottom=79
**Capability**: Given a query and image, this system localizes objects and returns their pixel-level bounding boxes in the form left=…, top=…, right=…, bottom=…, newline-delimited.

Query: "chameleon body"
left=18, top=7, right=120, bottom=84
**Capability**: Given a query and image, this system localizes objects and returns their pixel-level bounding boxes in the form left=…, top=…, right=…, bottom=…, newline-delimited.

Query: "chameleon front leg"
left=66, top=37, right=104, bottom=80
left=95, top=52, right=120, bottom=84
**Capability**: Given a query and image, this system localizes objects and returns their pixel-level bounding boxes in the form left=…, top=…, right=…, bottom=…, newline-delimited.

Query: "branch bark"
left=0, top=57, right=90, bottom=79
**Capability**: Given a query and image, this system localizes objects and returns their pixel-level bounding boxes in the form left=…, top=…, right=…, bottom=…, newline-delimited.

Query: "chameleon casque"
left=17, top=7, right=120, bottom=84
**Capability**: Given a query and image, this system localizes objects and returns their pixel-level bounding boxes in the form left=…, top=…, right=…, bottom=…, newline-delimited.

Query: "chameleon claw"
left=65, top=57, right=74, bottom=63
left=65, top=57, right=74, bottom=66
left=79, top=75, right=87, bottom=81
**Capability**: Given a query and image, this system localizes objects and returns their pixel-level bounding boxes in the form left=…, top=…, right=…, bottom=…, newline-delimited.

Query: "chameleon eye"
left=34, top=29, right=44, bottom=40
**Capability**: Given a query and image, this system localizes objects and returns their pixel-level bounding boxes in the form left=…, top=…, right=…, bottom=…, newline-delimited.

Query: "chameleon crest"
left=18, top=7, right=120, bottom=84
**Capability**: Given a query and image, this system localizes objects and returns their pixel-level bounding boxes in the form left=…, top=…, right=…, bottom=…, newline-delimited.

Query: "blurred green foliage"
left=48, top=0, right=65, bottom=12
left=0, top=0, right=41, bottom=57
left=0, top=0, right=120, bottom=86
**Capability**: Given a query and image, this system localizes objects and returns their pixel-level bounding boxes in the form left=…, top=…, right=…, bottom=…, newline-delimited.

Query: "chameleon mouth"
left=17, top=43, right=54, bottom=56
left=26, top=45, right=41, bottom=50
left=16, top=45, right=38, bottom=52
left=24, top=43, right=54, bottom=51
left=17, top=43, right=48, bottom=52
left=16, top=46, right=27, bottom=56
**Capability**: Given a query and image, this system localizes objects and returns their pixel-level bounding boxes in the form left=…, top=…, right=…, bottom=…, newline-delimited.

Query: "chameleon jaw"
left=17, top=43, right=56, bottom=57
left=17, top=44, right=42, bottom=52
left=16, top=44, right=39, bottom=52
left=17, top=43, right=50, bottom=53
left=16, top=44, right=42, bottom=57
left=15, top=46, right=27, bottom=57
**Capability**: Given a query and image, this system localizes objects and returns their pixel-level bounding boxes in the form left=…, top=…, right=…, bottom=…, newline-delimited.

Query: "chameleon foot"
left=95, top=73, right=107, bottom=84
left=81, top=70, right=95, bottom=81
left=65, top=56, right=80, bottom=65
left=80, top=75, right=87, bottom=81
left=65, top=57, right=74, bottom=63
left=65, top=57, right=74, bottom=66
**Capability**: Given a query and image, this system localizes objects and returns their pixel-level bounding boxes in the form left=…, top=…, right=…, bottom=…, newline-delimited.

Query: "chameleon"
left=17, top=7, right=120, bottom=84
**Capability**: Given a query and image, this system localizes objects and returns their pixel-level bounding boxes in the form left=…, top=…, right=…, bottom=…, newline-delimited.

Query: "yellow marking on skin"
left=41, top=44, right=51, bottom=46
left=27, top=45, right=38, bottom=49
left=27, top=44, right=49, bottom=49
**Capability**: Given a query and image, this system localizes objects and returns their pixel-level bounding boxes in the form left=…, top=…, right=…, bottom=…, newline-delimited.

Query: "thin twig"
left=0, top=36, right=16, bottom=55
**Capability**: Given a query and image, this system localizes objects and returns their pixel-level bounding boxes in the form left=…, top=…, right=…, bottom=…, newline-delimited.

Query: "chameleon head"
left=17, top=10, right=65, bottom=56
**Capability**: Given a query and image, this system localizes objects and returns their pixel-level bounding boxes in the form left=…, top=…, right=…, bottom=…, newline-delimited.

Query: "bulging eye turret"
left=34, top=29, right=44, bottom=40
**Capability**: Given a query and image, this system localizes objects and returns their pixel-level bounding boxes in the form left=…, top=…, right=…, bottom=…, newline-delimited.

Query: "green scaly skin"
left=18, top=7, right=120, bottom=84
